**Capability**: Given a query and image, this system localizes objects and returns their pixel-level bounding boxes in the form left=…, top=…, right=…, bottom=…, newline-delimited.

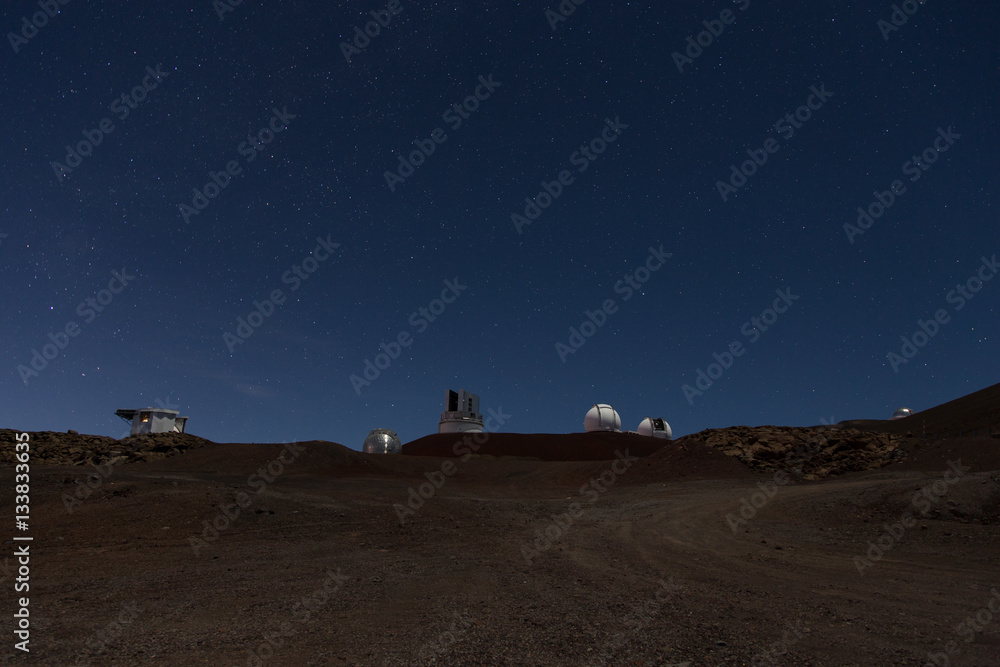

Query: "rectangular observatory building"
left=115, top=408, right=188, bottom=436
left=438, top=389, right=484, bottom=434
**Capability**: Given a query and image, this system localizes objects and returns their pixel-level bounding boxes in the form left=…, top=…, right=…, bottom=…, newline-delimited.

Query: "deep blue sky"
left=2, top=1, right=997, bottom=448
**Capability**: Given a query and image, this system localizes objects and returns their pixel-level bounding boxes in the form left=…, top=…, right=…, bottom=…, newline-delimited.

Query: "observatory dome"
left=637, top=417, right=672, bottom=439
left=362, top=428, right=402, bottom=454
left=890, top=407, right=913, bottom=421
left=584, top=404, right=621, bottom=433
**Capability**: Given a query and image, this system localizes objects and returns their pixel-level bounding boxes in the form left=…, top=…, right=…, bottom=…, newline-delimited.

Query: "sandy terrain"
left=2, top=386, right=999, bottom=666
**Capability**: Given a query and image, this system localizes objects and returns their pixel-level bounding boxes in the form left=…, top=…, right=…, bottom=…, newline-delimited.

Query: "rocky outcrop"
left=0, top=425, right=932, bottom=479
left=0, top=429, right=210, bottom=466
left=680, top=425, right=919, bottom=480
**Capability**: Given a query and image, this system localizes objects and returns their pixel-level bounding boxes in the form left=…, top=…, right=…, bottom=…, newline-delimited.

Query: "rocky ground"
left=0, top=429, right=210, bottom=467
left=0, top=427, right=997, bottom=665
left=680, top=425, right=920, bottom=479
left=1, top=392, right=999, bottom=665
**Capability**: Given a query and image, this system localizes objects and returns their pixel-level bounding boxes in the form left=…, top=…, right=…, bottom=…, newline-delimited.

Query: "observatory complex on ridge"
left=583, top=403, right=672, bottom=439
left=361, top=391, right=674, bottom=454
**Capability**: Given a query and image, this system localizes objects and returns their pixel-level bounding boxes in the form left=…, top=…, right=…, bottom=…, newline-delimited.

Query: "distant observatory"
left=362, top=428, right=402, bottom=454
left=439, top=389, right=484, bottom=434
left=114, top=408, right=188, bottom=436
left=891, top=407, right=914, bottom=420
left=637, top=417, right=672, bottom=439
left=584, top=404, right=621, bottom=432
left=583, top=405, right=672, bottom=438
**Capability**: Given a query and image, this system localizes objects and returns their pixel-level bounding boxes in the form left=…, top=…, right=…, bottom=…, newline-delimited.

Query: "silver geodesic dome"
left=362, top=428, right=402, bottom=454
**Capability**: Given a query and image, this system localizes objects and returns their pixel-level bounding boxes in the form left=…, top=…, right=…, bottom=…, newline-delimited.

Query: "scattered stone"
left=680, top=425, right=920, bottom=479
left=0, top=429, right=211, bottom=466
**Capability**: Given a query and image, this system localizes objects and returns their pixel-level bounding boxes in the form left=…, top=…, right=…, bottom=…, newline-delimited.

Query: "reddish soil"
left=401, top=431, right=668, bottom=461
left=842, top=382, right=1000, bottom=439
left=2, top=385, right=999, bottom=666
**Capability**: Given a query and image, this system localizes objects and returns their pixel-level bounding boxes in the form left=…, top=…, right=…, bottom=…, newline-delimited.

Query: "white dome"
left=362, top=428, right=402, bottom=454
left=890, top=407, right=913, bottom=421
left=584, top=404, right=621, bottom=433
left=637, top=417, right=672, bottom=439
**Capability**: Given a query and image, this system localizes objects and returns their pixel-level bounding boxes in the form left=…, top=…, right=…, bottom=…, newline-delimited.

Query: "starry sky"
left=1, top=1, right=997, bottom=448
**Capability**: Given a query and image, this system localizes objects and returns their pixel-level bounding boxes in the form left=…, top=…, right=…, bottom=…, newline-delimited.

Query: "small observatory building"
left=363, top=428, right=402, bottom=454
left=891, top=407, right=914, bottom=420
left=114, top=408, right=188, bottom=436
left=584, top=404, right=621, bottom=432
left=439, top=389, right=484, bottom=434
left=637, top=417, right=672, bottom=439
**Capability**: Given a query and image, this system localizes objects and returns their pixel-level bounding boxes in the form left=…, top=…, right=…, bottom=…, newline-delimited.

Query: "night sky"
left=2, top=1, right=997, bottom=448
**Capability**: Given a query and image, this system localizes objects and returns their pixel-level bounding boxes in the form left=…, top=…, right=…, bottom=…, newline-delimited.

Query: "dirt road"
left=3, top=438, right=998, bottom=666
